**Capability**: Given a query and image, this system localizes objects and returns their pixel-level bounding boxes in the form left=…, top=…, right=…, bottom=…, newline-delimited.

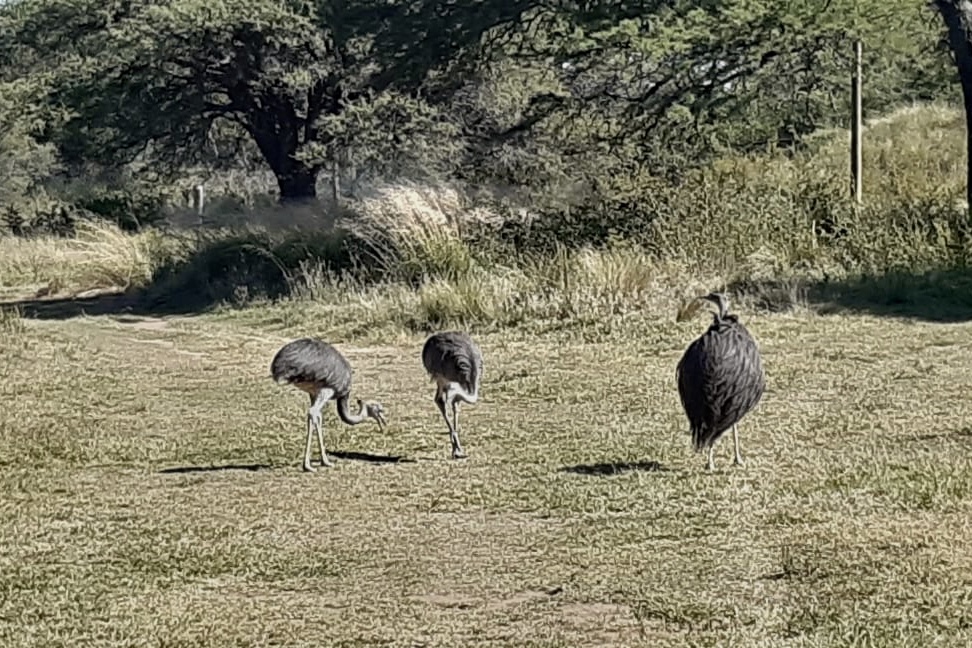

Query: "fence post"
left=851, top=39, right=863, bottom=203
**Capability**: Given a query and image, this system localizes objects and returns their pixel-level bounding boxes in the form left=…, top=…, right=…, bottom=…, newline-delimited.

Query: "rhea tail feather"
left=691, top=425, right=720, bottom=452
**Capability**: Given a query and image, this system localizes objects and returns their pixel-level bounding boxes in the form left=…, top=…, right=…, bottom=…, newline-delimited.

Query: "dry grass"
left=0, top=220, right=177, bottom=299
left=715, top=102, right=965, bottom=202
left=255, top=248, right=725, bottom=342
left=341, top=181, right=500, bottom=284
left=2, top=304, right=972, bottom=647
left=0, top=104, right=967, bottom=329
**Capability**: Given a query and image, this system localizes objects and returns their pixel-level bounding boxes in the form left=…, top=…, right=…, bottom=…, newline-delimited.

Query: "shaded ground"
left=9, top=264, right=972, bottom=325
left=813, top=266, right=972, bottom=321
left=734, top=266, right=972, bottom=323
left=3, top=308, right=972, bottom=646
left=1, top=291, right=155, bottom=319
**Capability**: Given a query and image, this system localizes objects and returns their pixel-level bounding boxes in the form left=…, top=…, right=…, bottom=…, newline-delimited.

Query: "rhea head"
left=676, top=291, right=730, bottom=323
left=358, top=398, right=388, bottom=430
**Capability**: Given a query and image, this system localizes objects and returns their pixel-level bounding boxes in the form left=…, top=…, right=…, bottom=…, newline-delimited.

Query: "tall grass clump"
left=140, top=222, right=357, bottom=310
left=68, top=219, right=178, bottom=290
left=0, top=219, right=179, bottom=296
left=645, top=103, right=970, bottom=283
left=344, top=182, right=489, bottom=284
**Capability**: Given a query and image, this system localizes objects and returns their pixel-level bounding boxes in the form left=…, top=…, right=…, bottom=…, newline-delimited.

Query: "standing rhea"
left=676, top=292, right=765, bottom=472
left=271, top=338, right=388, bottom=472
left=422, top=331, right=483, bottom=459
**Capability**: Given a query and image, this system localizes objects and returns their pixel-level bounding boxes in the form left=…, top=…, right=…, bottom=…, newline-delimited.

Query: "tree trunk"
left=276, top=166, right=319, bottom=205
left=248, top=125, right=320, bottom=205
left=936, top=0, right=972, bottom=219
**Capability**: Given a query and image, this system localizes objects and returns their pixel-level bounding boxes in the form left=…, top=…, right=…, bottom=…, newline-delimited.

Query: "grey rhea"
left=421, top=331, right=483, bottom=459
left=270, top=338, right=388, bottom=471
left=675, top=292, right=765, bottom=471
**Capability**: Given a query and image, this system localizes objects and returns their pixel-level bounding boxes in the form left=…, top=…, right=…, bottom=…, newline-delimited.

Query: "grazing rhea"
left=676, top=292, right=765, bottom=472
left=271, top=338, right=388, bottom=472
left=422, top=331, right=483, bottom=459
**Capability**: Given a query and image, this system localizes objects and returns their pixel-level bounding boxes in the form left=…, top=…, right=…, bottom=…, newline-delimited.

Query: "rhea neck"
left=455, top=385, right=479, bottom=404
left=335, top=395, right=368, bottom=424
left=708, top=310, right=739, bottom=331
left=701, top=294, right=730, bottom=325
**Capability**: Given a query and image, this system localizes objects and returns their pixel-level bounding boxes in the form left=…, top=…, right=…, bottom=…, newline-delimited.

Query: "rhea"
left=271, top=337, right=388, bottom=471
left=676, top=292, right=765, bottom=471
left=422, top=331, right=483, bottom=459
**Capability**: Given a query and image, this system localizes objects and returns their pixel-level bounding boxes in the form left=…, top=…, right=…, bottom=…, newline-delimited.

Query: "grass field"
left=1, top=101, right=971, bottom=647
left=3, top=295, right=972, bottom=647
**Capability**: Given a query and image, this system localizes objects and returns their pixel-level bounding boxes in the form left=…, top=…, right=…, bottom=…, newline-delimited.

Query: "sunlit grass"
left=2, top=300, right=972, bottom=646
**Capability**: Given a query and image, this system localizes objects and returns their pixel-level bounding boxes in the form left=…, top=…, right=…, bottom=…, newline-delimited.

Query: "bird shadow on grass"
left=328, top=450, right=417, bottom=464
left=911, top=425, right=972, bottom=443
left=561, top=460, right=669, bottom=476
left=158, top=463, right=275, bottom=474
left=157, top=453, right=415, bottom=474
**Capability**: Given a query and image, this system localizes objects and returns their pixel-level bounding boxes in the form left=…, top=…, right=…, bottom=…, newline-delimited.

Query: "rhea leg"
left=305, top=388, right=334, bottom=471
left=303, top=411, right=316, bottom=473
left=433, top=386, right=449, bottom=435
left=435, top=388, right=465, bottom=459
left=706, top=445, right=716, bottom=472
left=314, top=414, right=332, bottom=469
left=450, top=397, right=466, bottom=459
left=731, top=425, right=744, bottom=466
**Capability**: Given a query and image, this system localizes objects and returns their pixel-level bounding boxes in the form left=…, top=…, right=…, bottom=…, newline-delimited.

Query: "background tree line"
left=0, top=0, right=966, bottom=239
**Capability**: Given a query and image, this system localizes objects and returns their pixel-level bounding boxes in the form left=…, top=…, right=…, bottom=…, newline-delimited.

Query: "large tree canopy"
left=0, top=0, right=953, bottom=210
left=2, top=0, right=542, bottom=203
left=487, top=0, right=944, bottom=155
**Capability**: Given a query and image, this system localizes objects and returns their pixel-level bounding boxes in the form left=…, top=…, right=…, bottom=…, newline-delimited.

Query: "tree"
left=1, top=0, right=951, bottom=210
left=451, top=0, right=947, bottom=183
left=2, top=0, right=537, bottom=204
left=935, top=0, right=972, bottom=217
left=0, top=78, right=62, bottom=232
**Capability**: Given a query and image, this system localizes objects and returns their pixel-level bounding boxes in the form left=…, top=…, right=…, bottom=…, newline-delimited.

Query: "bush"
left=2, top=103, right=968, bottom=334
left=0, top=219, right=178, bottom=296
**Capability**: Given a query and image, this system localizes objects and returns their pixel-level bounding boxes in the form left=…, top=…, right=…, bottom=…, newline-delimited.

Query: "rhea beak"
left=701, top=292, right=723, bottom=307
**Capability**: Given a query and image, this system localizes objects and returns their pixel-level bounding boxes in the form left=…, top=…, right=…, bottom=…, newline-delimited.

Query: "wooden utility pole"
left=192, top=184, right=205, bottom=215
left=850, top=39, right=863, bottom=204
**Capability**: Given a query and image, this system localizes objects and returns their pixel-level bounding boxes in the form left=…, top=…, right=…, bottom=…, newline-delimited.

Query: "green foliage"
left=143, top=226, right=358, bottom=310
left=315, top=91, right=465, bottom=184
left=0, top=79, right=62, bottom=232
left=460, top=0, right=950, bottom=180
left=0, top=0, right=962, bottom=268
left=1, top=103, right=963, bottom=337
left=1, top=0, right=519, bottom=203
left=45, top=167, right=179, bottom=231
